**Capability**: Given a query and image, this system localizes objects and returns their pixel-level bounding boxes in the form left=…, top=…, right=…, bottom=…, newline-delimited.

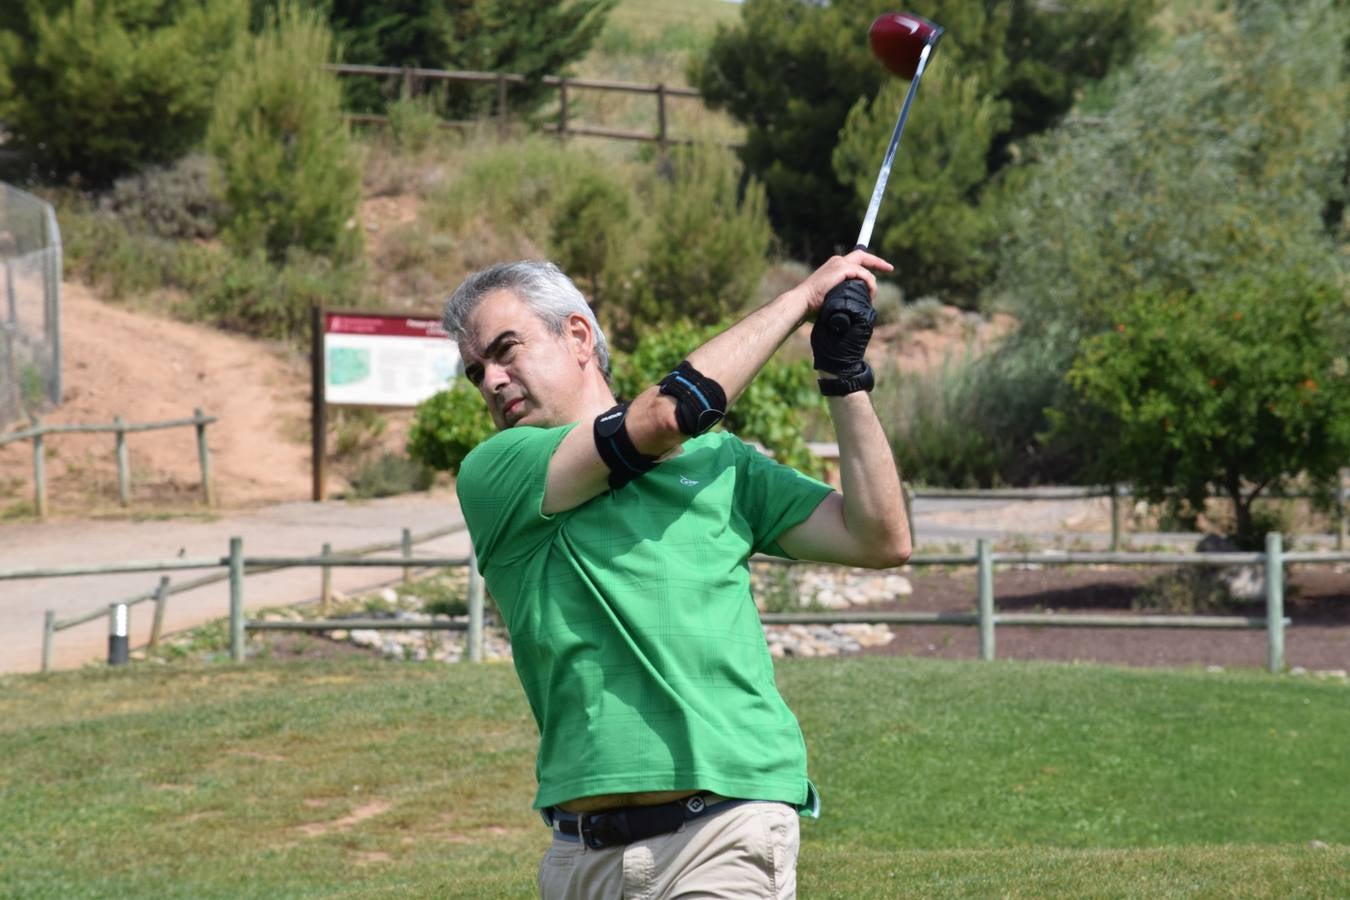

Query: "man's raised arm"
left=543, top=249, right=895, bottom=514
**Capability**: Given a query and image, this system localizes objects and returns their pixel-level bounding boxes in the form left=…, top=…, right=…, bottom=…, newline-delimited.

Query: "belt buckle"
left=579, top=811, right=623, bottom=850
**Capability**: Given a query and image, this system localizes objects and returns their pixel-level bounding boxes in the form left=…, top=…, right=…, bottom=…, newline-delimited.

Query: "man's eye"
left=465, top=366, right=483, bottom=385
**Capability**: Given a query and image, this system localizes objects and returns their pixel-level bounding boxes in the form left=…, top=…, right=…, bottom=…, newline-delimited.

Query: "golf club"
left=820, top=12, right=944, bottom=337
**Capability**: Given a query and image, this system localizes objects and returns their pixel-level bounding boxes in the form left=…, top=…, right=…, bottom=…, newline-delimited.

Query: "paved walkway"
left=0, top=492, right=469, bottom=674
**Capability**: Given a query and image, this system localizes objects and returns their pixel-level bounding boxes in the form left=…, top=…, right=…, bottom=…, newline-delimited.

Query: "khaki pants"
left=537, top=800, right=800, bottom=900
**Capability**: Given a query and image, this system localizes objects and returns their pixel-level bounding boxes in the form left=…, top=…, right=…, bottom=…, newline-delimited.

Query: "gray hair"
left=443, top=260, right=610, bottom=377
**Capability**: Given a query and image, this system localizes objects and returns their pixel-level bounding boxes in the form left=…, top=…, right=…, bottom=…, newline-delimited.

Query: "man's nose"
left=482, top=361, right=511, bottom=392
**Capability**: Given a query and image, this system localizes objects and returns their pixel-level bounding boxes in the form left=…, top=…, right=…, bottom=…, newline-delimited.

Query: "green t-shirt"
left=456, top=425, right=833, bottom=810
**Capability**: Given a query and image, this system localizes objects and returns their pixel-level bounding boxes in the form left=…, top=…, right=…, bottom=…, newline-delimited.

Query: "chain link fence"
left=1, top=182, right=62, bottom=429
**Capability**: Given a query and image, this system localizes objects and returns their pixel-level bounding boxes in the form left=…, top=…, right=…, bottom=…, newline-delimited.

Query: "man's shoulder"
left=459, top=424, right=576, bottom=490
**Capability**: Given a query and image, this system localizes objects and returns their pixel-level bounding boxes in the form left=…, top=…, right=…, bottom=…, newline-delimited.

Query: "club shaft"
left=856, top=43, right=933, bottom=251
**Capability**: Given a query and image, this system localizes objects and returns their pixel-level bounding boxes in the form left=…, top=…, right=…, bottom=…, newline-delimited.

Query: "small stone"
left=1309, top=840, right=1329, bottom=849
left=1205, top=665, right=1224, bottom=673
left=1290, top=666, right=1307, bottom=676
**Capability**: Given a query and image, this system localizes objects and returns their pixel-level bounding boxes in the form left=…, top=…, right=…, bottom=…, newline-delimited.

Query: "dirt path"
left=0, top=281, right=315, bottom=513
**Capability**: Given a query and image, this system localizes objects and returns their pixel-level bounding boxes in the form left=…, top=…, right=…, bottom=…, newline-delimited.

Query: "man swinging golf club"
left=446, top=13, right=939, bottom=898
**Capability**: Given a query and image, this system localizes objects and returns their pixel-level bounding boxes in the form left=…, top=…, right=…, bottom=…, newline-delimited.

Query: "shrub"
left=0, top=0, right=246, bottom=186
left=189, top=248, right=366, bottom=340
left=347, top=452, right=435, bottom=499
left=1058, top=274, right=1350, bottom=549
left=407, top=379, right=496, bottom=476
left=629, top=143, right=771, bottom=333
left=102, top=155, right=221, bottom=240
left=549, top=169, right=633, bottom=317
left=386, top=88, right=445, bottom=154
left=208, top=2, right=363, bottom=264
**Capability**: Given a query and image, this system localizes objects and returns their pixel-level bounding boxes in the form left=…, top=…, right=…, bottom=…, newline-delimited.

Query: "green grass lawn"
left=1, top=657, right=1347, bottom=898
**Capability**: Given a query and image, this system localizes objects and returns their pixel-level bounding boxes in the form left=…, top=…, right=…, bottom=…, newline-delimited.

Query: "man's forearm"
left=830, top=392, right=911, bottom=562
left=626, top=289, right=809, bottom=456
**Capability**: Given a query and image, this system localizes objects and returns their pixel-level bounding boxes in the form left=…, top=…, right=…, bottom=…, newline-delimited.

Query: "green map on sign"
left=327, top=347, right=370, bottom=386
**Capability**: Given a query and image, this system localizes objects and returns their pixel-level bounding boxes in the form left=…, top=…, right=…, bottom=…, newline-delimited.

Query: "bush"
left=0, top=0, right=246, bottom=186
left=629, top=143, right=771, bottom=332
left=407, top=379, right=496, bottom=476
left=1058, top=274, right=1350, bottom=548
left=208, top=2, right=363, bottom=264
left=189, top=248, right=366, bottom=340
left=549, top=169, right=634, bottom=316
left=102, top=155, right=221, bottom=240
left=347, top=452, right=435, bottom=499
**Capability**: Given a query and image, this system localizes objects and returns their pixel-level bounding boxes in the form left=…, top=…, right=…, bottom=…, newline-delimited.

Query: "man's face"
left=459, top=289, right=586, bottom=431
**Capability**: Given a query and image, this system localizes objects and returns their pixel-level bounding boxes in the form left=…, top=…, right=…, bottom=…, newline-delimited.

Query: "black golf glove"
left=811, top=278, right=876, bottom=395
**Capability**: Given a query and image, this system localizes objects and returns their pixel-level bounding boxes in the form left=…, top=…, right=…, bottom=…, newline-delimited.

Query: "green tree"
left=696, top=0, right=1152, bottom=264
left=407, top=378, right=495, bottom=476
left=318, top=0, right=615, bottom=116
left=833, top=56, right=1010, bottom=301
left=1058, top=275, right=1350, bottom=548
left=972, top=0, right=1350, bottom=486
left=208, top=1, right=364, bottom=264
left=0, top=0, right=246, bottom=185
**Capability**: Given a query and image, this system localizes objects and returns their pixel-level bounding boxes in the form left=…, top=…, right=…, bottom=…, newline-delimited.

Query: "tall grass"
left=1, top=657, right=1346, bottom=898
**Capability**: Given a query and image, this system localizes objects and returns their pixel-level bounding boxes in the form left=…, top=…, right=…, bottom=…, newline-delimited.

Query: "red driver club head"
left=868, top=12, right=944, bottom=80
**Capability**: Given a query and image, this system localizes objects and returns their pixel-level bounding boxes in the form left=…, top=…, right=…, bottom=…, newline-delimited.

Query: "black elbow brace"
left=658, top=360, right=727, bottom=436
left=594, top=402, right=659, bottom=489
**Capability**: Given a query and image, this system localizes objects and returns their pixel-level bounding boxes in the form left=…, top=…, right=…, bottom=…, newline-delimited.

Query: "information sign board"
left=323, top=312, right=459, bottom=407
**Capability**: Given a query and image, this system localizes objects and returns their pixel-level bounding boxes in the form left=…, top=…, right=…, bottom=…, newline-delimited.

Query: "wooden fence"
left=0, top=410, right=216, bottom=516
left=9, top=532, right=1346, bottom=675
left=325, top=63, right=715, bottom=149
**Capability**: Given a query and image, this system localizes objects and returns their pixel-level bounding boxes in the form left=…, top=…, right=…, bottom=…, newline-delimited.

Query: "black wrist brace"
left=658, top=360, right=727, bottom=436
left=594, top=402, right=659, bottom=489
left=818, top=361, right=875, bottom=396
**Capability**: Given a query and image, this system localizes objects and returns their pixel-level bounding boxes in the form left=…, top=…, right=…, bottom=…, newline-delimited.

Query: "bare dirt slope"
left=0, top=281, right=315, bottom=513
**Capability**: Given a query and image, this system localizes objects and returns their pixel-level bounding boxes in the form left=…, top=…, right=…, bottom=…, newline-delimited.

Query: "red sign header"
left=324, top=312, right=448, bottom=339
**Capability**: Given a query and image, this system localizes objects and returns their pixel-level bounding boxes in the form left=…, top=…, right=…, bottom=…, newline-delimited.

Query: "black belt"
left=547, top=793, right=744, bottom=850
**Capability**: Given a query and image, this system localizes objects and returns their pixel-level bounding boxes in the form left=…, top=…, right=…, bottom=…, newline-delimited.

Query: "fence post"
left=558, top=77, right=569, bottom=140
left=4, top=259, right=14, bottom=326
left=108, top=602, right=129, bottom=666
left=194, top=407, right=214, bottom=507
left=31, top=418, right=46, bottom=518
left=114, top=415, right=130, bottom=506
left=1337, top=481, right=1347, bottom=552
left=148, top=575, right=171, bottom=651
left=497, top=73, right=509, bottom=137
left=1265, top=532, right=1285, bottom=674
left=467, top=544, right=484, bottom=663
left=320, top=542, right=333, bottom=615
left=402, top=527, right=413, bottom=585
left=656, top=83, right=668, bottom=152
left=42, top=610, right=55, bottom=673
left=229, top=536, right=245, bottom=663
left=1109, top=485, right=1121, bottom=552
left=402, top=66, right=414, bottom=99
left=977, top=538, right=995, bottom=661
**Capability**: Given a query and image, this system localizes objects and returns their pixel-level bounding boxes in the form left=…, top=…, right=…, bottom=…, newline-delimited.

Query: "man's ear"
left=565, top=313, right=595, bottom=367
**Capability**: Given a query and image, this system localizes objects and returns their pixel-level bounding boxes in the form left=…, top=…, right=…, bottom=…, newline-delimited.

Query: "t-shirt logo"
left=684, top=795, right=706, bottom=814
left=679, top=476, right=699, bottom=487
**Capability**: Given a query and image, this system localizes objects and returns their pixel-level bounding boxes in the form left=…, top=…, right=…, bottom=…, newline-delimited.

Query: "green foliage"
left=995, top=0, right=1350, bottom=339
left=0, top=0, right=246, bottom=186
left=406, top=378, right=496, bottom=475
left=208, top=2, right=364, bottom=264
left=548, top=169, right=633, bottom=314
left=346, top=451, right=435, bottom=499
left=697, top=0, right=1154, bottom=265
left=610, top=319, right=826, bottom=477
left=385, top=86, right=446, bottom=153
left=1058, top=275, right=1350, bottom=548
left=628, top=143, right=772, bottom=332
left=324, top=0, right=616, bottom=116
left=102, top=155, right=221, bottom=240
left=833, top=58, right=1010, bottom=302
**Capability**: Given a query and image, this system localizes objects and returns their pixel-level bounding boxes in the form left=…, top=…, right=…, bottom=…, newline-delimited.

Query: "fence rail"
left=325, top=63, right=719, bottom=149
left=0, top=409, right=215, bottom=516
left=13, top=530, right=1339, bottom=675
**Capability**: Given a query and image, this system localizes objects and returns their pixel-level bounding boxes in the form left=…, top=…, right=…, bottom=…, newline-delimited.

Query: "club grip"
left=821, top=278, right=872, bottom=335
